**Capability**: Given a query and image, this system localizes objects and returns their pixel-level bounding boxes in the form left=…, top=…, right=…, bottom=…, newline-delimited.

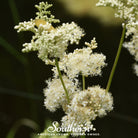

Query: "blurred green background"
left=0, top=0, right=138, bottom=138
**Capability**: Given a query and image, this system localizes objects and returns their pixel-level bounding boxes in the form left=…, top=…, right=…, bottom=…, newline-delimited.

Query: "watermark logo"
left=38, top=121, right=100, bottom=136
left=47, top=121, right=93, bottom=133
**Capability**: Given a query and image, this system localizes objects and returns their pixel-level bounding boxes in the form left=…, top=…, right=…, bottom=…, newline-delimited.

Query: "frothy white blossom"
left=44, top=76, right=78, bottom=112
left=61, top=86, right=113, bottom=134
left=14, top=2, right=84, bottom=65
left=53, top=44, right=106, bottom=78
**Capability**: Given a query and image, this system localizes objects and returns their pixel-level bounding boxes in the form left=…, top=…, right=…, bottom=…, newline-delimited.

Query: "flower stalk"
left=55, top=58, right=70, bottom=103
left=106, top=23, right=126, bottom=92
left=82, top=75, right=85, bottom=90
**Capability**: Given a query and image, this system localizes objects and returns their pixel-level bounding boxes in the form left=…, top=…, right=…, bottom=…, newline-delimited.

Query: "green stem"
left=106, top=24, right=126, bottom=92
left=82, top=75, right=85, bottom=90
left=55, top=58, right=70, bottom=103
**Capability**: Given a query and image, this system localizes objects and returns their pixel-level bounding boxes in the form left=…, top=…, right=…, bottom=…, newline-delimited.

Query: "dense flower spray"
left=15, top=1, right=113, bottom=136
left=15, top=2, right=84, bottom=65
left=52, top=38, right=106, bottom=78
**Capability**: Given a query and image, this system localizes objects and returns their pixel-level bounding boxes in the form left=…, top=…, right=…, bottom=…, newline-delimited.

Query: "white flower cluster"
left=52, top=38, right=106, bottom=78
left=44, top=76, right=79, bottom=112
left=61, top=86, right=113, bottom=133
left=31, top=22, right=83, bottom=65
left=97, top=0, right=138, bottom=76
left=70, top=86, right=113, bottom=118
left=14, top=2, right=84, bottom=65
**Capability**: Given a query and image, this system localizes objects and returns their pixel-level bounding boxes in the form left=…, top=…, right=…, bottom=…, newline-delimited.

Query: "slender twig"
left=106, top=24, right=126, bottom=92
left=82, top=75, right=85, bottom=90
left=55, top=58, right=70, bottom=103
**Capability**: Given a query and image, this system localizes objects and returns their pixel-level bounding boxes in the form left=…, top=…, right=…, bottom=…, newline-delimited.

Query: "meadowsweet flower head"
left=43, top=76, right=78, bottom=112
left=53, top=38, right=106, bottom=78
left=69, top=86, right=113, bottom=118
left=14, top=2, right=84, bottom=65
left=61, top=86, right=113, bottom=134
left=31, top=21, right=84, bottom=65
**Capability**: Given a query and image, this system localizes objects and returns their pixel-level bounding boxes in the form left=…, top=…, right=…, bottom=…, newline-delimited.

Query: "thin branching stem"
left=82, top=75, right=85, bottom=90
left=106, top=24, right=126, bottom=92
left=55, top=58, right=70, bottom=103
